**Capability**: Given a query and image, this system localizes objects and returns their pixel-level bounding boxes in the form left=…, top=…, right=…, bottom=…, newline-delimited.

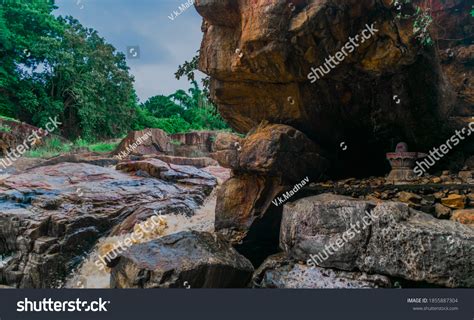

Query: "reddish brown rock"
left=201, top=165, right=231, bottom=185
left=214, top=173, right=287, bottom=265
left=169, top=131, right=217, bottom=158
left=116, top=158, right=217, bottom=190
left=239, top=123, right=327, bottom=183
left=213, top=123, right=327, bottom=183
left=114, top=129, right=171, bottom=158
left=154, top=155, right=218, bottom=168
left=211, top=132, right=243, bottom=170
left=451, top=209, right=474, bottom=226
left=195, top=0, right=470, bottom=177
left=0, top=131, right=15, bottom=156
left=215, top=174, right=284, bottom=234
left=441, top=194, right=466, bottom=209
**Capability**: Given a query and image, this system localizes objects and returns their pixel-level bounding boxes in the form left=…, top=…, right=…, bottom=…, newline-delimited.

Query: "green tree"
left=142, top=95, right=182, bottom=118
left=132, top=81, right=228, bottom=134
left=0, top=1, right=137, bottom=140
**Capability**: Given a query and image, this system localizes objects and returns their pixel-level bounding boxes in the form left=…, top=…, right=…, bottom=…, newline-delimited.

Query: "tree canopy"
left=0, top=0, right=228, bottom=142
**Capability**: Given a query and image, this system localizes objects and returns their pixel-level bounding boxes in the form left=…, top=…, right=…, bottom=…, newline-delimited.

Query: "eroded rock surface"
left=253, top=253, right=391, bottom=289
left=280, top=194, right=474, bottom=287
left=213, top=124, right=326, bottom=264
left=170, top=131, right=216, bottom=158
left=110, top=231, right=254, bottom=288
left=116, top=158, right=216, bottom=191
left=0, top=161, right=216, bottom=288
left=113, top=129, right=171, bottom=157
left=195, top=0, right=471, bottom=177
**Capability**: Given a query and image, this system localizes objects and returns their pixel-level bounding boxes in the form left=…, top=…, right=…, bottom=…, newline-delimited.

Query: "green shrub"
left=0, top=124, right=11, bottom=133
left=88, top=142, right=118, bottom=153
left=24, top=137, right=71, bottom=158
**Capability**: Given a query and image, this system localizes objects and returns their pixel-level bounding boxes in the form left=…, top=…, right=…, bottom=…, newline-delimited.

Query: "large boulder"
left=213, top=123, right=327, bottom=265
left=213, top=123, right=327, bottom=183
left=110, top=231, right=254, bottom=288
left=280, top=194, right=474, bottom=287
left=239, top=123, right=327, bottom=183
left=252, top=253, right=391, bottom=289
left=215, top=174, right=284, bottom=233
left=195, top=0, right=469, bottom=177
left=211, top=132, right=243, bottom=169
left=113, top=129, right=171, bottom=158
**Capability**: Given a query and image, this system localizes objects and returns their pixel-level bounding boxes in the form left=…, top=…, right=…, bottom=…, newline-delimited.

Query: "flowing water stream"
left=65, top=190, right=217, bottom=288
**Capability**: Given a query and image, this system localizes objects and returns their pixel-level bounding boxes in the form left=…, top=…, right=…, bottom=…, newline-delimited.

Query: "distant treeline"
left=0, top=1, right=227, bottom=141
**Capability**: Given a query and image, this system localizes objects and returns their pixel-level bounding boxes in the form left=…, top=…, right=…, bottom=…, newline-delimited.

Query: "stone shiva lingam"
left=386, top=142, right=427, bottom=183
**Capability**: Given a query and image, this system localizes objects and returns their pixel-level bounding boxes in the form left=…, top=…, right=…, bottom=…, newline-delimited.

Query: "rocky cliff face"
left=195, top=0, right=472, bottom=177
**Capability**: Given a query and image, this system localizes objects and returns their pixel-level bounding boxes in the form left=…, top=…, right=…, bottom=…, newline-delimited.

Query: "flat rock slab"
left=252, top=254, right=391, bottom=289
left=154, top=155, right=218, bottom=168
left=110, top=231, right=254, bottom=288
left=117, top=158, right=216, bottom=189
left=0, top=162, right=216, bottom=288
left=280, top=194, right=474, bottom=287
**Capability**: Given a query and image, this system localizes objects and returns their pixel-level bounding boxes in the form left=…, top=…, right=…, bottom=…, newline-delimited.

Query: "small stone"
left=434, top=203, right=451, bottom=219
left=422, top=195, right=435, bottom=204
left=441, top=194, right=466, bottom=209
left=431, top=177, right=442, bottom=183
left=434, top=191, right=446, bottom=200
left=398, top=191, right=422, bottom=205
left=458, top=170, right=473, bottom=182
left=451, top=209, right=474, bottom=226
left=467, top=193, right=474, bottom=203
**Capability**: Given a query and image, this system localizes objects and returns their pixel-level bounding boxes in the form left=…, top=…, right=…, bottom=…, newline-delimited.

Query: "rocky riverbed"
left=1, top=0, right=473, bottom=289
left=0, top=144, right=473, bottom=288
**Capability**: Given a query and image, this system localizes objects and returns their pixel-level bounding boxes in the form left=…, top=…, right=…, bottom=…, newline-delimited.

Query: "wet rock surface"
left=110, top=231, right=254, bottom=288
left=0, top=161, right=217, bottom=288
left=116, top=158, right=217, bottom=191
left=253, top=253, right=391, bottom=289
left=280, top=194, right=474, bottom=287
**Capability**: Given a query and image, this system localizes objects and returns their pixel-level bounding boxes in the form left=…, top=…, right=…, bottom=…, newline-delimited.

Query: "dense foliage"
left=0, top=0, right=228, bottom=142
left=133, top=81, right=228, bottom=134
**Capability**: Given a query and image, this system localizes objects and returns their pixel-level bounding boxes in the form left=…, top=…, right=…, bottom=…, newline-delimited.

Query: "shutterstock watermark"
left=307, top=23, right=379, bottom=83
left=0, top=116, right=61, bottom=170
left=306, top=207, right=387, bottom=268
left=272, top=176, right=309, bottom=206
left=17, top=298, right=109, bottom=312
left=94, top=210, right=166, bottom=271
left=414, top=121, right=474, bottom=176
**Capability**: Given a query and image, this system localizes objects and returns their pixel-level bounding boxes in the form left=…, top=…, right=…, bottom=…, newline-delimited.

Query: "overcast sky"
left=54, top=0, right=204, bottom=102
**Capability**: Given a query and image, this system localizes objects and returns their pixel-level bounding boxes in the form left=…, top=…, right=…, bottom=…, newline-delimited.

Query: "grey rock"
left=252, top=253, right=391, bottom=288
left=280, top=194, right=474, bottom=287
left=434, top=203, right=452, bottom=219
left=110, top=231, right=254, bottom=288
